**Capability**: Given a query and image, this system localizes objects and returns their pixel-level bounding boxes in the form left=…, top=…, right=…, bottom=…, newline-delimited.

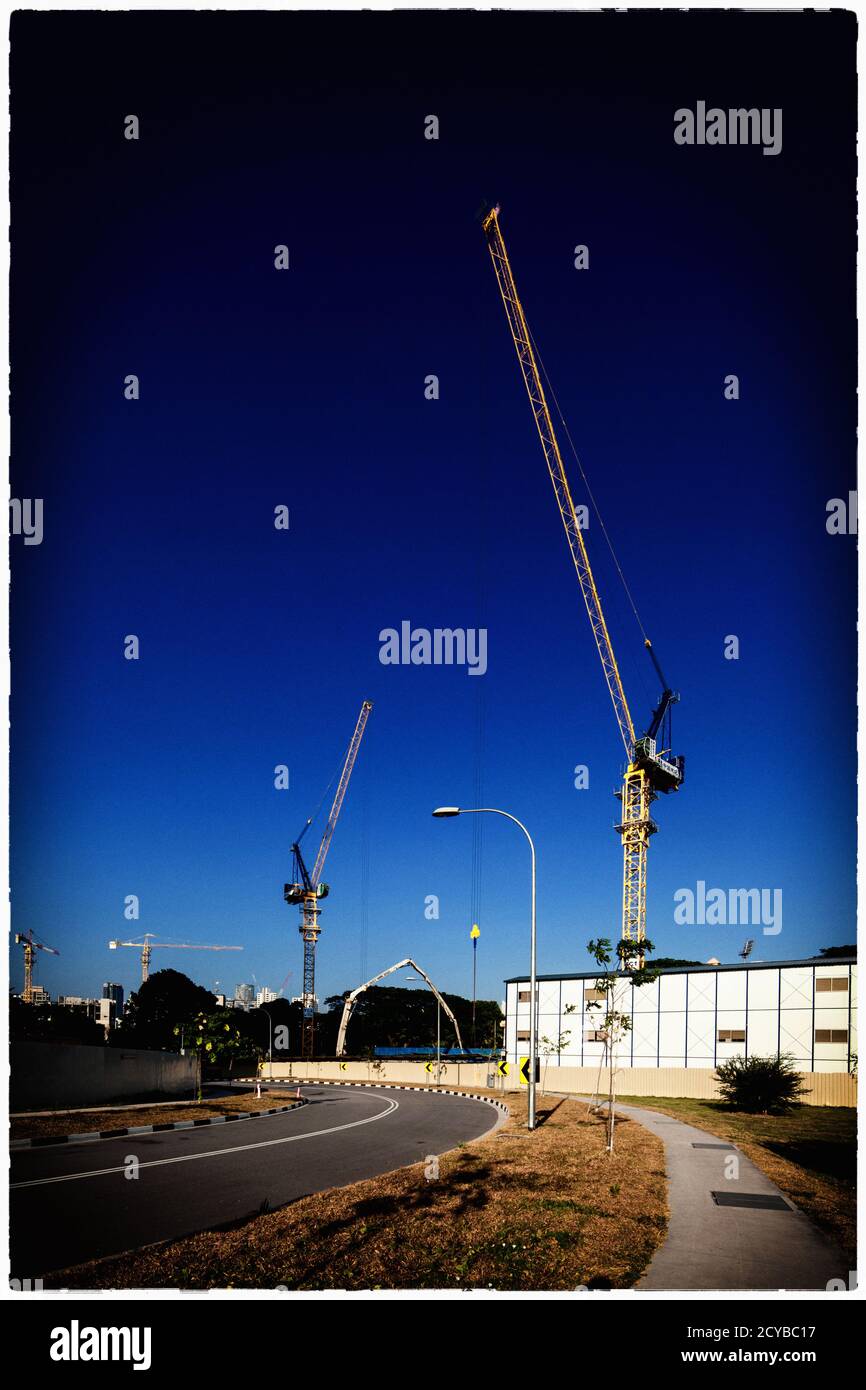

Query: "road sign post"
left=519, top=1056, right=539, bottom=1087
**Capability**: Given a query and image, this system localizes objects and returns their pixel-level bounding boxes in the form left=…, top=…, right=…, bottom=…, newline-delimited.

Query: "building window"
left=584, top=988, right=605, bottom=1002
left=584, top=1030, right=607, bottom=1044
left=814, top=1029, right=848, bottom=1044
left=717, top=1029, right=746, bottom=1043
left=517, top=990, right=531, bottom=1003
left=816, top=978, right=849, bottom=993
left=516, top=1030, right=530, bottom=1042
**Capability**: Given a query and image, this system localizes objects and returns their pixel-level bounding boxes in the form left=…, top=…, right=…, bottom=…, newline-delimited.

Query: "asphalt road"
left=10, top=1085, right=501, bottom=1281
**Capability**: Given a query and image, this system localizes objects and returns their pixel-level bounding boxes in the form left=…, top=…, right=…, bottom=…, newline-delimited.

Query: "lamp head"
left=432, top=806, right=461, bottom=818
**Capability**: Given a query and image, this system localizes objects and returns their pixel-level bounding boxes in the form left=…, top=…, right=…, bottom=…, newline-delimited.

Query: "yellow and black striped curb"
left=10, top=1098, right=308, bottom=1150
left=236, top=1077, right=511, bottom=1118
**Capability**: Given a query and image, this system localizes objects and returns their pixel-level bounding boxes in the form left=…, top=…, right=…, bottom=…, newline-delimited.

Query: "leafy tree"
left=247, top=998, right=303, bottom=1059
left=322, top=985, right=502, bottom=1055
left=539, top=1004, right=577, bottom=1094
left=182, top=1009, right=255, bottom=1072
left=715, top=1054, right=809, bottom=1113
left=119, top=969, right=215, bottom=1050
left=586, top=937, right=657, bottom=1155
left=10, top=997, right=105, bottom=1046
left=818, top=945, right=856, bottom=959
left=652, top=958, right=704, bottom=968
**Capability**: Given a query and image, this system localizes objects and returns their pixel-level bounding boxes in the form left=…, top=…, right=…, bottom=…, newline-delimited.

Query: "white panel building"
left=504, top=957, right=857, bottom=1074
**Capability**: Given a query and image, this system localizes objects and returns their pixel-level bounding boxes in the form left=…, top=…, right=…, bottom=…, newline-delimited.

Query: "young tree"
left=179, top=1009, right=255, bottom=1074
left=586, top=937, right=657, bottom=1155
left=539, top=1004, right=577, bottom=1094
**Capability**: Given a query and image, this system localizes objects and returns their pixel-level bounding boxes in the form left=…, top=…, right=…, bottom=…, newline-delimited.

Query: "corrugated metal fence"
left=266, top=1059, right=856, bottom=1106
left=536, top=1065, right=856, bottom=1107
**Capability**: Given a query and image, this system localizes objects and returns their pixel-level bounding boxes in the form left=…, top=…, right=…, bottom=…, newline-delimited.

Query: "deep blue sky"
left=10, top=11, right=856, bottom=1010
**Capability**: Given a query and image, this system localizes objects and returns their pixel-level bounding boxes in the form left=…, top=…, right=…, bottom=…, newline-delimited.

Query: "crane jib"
left=483, top=209, right=635, bottom=759
left=482, top=206, right=683, bottom=952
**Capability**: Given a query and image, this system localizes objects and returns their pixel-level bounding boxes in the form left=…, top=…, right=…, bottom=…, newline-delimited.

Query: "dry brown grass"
left=11, top=1090, right=301, bottom=1141
left=50, top=1091, right=668, bottom=1291
left=619, top=1095, right=856, bottom=1265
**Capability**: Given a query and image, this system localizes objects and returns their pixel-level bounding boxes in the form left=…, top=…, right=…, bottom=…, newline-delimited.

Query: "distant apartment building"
left=234, top=983, right=254, bottom=1007
left=27, top=985, right=50, bottom=1005
left=97, top=998, right=117, bottom=1034
left=255, top=987, right=278, bottom=1007
left=102, top=982, right=124, bottom=1013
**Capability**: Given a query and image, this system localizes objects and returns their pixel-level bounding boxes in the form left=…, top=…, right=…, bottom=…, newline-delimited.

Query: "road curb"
left=236, top=1077, right=511, bottom=1118
left=10, top=1098, right=309, bottom=1150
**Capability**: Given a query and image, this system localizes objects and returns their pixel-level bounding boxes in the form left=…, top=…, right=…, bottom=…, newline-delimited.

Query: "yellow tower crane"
left=15, top=929, right=60, bottom=1002
left=284, top=700, right=373, bottom=1057
left=107, top=934, right=243, bottom=985
left=481, top=206, right=684, bottom=953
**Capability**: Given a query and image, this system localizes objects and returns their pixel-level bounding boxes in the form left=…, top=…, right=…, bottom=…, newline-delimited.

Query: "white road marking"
left=11, top=1092, right=400, bottom=1189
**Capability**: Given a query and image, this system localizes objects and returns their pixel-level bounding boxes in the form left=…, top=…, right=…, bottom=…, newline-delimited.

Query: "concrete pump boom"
left=335, top=958, right=465, bottom=1056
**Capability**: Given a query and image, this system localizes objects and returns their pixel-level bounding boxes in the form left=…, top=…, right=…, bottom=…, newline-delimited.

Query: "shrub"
left=714, top=1054, right=809, bottom=1114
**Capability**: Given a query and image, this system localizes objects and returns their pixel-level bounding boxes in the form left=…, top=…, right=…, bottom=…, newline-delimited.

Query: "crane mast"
left=15, top=929, right=60, bottom=1002
left=285, top=700, right=372, bottom=1056
left=482, top=206, right=683, bottom=951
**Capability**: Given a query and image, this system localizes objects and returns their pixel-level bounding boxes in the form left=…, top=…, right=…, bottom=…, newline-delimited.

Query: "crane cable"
left=528, top=325, right=650, bottom=648
left=294, top=746, right=346, bottom=847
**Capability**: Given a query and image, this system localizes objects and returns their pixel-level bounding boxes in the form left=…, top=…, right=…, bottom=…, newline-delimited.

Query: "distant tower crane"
left=15, top=929, right=60, bottom=1002
left=284, top=700, right=372, bottom=1057
left=481, top=206, right=684, bottom=955
left=107, top=934, right=243, bottom=984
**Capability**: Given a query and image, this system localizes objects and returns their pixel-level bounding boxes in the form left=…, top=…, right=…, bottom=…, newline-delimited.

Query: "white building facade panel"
left=504, top=960, right=856, bottom=1074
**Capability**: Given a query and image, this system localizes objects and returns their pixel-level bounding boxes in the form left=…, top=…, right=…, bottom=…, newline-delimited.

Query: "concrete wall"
left=263, top=1059, right=856, bottom=1106
left=11, top=1043, right=201, bottom=1111
left=537, top=1065, right=856, bottom=1107
left=265, top=1059, right=498, bottom=1089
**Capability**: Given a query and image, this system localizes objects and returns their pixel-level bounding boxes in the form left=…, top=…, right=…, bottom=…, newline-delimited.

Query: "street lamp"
left=404, top=973, right=442, bottom=1084
left=432, top=805, right=538, bottom=1130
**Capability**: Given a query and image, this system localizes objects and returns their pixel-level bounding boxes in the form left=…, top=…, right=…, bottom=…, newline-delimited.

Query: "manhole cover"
left=711, top=1191, right=791, bottom=1211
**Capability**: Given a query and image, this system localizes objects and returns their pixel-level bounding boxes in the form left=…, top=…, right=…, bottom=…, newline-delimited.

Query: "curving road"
left=10, top=1085, right=502, bottom=1281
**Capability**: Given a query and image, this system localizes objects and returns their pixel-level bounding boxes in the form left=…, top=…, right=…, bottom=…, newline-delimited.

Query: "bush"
left=714, top=1054, right=809, bottom=1114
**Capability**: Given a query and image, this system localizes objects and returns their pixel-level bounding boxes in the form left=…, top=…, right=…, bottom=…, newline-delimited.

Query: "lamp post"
left=471, top=923, right=480, bottom=1047
left=404, top=972, right=441, bottom=1084
left=432, top=806, right=538, bottom=1130
left=436, top=996, right=441, bottom=1085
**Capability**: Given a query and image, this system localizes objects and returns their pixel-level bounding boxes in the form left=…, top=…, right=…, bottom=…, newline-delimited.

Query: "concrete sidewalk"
left=567, top=1096, right=850, bottom=1291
